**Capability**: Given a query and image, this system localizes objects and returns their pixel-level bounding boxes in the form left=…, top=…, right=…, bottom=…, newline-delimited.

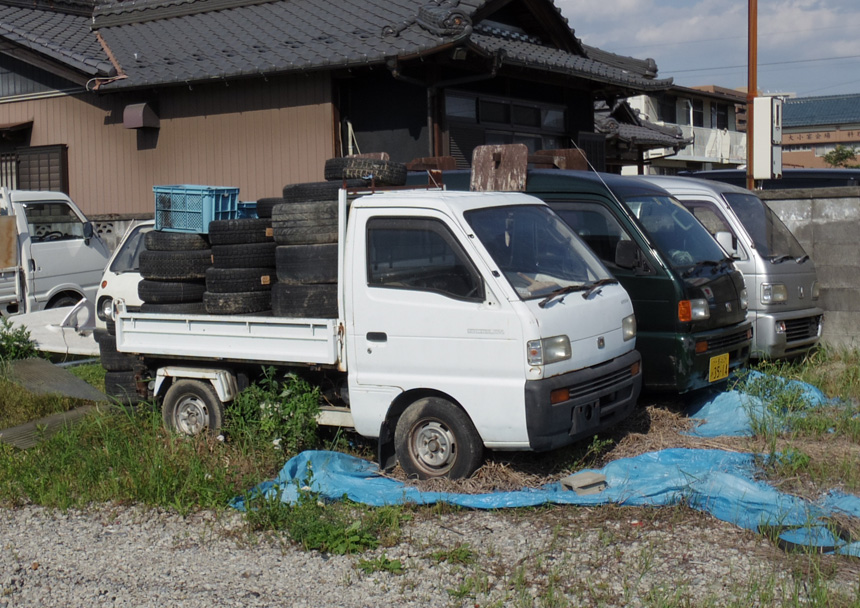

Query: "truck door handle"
left=29, top=259, right=35, bottom=272
left=366, top=332, right=387, bottom=343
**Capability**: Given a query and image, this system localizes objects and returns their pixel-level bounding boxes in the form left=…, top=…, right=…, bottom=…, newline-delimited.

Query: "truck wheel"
left=271, top=283, right=337, bottom=317
left=203, top=290, right=272, bottom=315
left=208, top=218, right=273, bottom=245
left=140, top=250, right=211, bottom=280
left=144, top=230, right=209, bottom=251
left=272, top=201, right=338, bottom=245
left=211, top=242, right=276, bottom=269
left=205, top=267, right=275, bottom=293
left=281, top=179, right=367, bottom=203
left=394, top=397, right=483, bottom=480
left=138, top=279, right=206, bottom=304
left=276, top=244, right=337, bottom=284
left=162, top=379, right=223, bottom=436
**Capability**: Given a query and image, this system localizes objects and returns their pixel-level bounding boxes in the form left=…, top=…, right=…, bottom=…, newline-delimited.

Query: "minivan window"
left=685, top=201, right=749, bottom=261
left=109, top=224, right=152, bottom=274
left=465, top=204, right=610, bottom=300
left=723, top=193, right=807, bottom=261
left=623, top=195, right=726, bottom=269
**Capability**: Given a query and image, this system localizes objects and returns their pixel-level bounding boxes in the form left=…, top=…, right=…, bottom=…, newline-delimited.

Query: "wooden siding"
left=0, top=73, right=333, bottom=216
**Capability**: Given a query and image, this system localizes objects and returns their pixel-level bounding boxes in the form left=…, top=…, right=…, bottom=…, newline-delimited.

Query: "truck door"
left=346, top=209, right=526, bottom=443
left=19, top=200, right=109, bottom=307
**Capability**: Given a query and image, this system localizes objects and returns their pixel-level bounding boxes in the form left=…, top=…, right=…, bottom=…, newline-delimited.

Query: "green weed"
left=0, top=317, right=38, bottom=362
left=66, top=362, right=106, bottom=393
left=0, top=376, right=90, bottom=429
left=356, top=554, right=404, bottom=575
left=427, top=542, right=476, bottom=565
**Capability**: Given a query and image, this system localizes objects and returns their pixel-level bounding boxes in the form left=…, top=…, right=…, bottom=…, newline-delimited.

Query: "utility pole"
left=747, top=0, right=757, bottom=190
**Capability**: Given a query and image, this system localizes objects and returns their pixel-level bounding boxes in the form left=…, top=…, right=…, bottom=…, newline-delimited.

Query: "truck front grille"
left=785, top=315, right=822, bottom=343
left=707, top=328, right=750, bottom=352
left=566, top=365, right=633, bottom=402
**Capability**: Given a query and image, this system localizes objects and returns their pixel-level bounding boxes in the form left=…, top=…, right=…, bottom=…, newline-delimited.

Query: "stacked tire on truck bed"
left=96, top=156, right=407, bottom=405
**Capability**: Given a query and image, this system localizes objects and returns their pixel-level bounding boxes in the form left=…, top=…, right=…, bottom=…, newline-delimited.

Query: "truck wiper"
left=538, top=284, right=589, bottom=308
left=581, top=278, right=619, bottom=299
left=681, top=258, right=731, bottom=278
left=768, top=254, right=793, bottom=264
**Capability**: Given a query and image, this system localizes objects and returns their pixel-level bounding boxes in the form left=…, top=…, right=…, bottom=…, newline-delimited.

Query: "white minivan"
left=0, top=188, right=111, bottom=316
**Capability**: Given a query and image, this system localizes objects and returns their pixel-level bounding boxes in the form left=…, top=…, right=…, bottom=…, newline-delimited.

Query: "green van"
left=429, top=169, right=753, bottom=393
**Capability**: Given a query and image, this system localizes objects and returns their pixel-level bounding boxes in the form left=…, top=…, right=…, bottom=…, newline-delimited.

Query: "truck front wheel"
left=394, top=397, right=483, bottom=480
left=162, top=380, right=224, bottom=436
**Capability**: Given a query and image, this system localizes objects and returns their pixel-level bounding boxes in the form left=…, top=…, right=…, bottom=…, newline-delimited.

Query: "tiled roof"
left=783, top=94, right=860, bottom=128
left=0, top=0, right=670, bottom=93
left=0, top=5, right=114, bottom=76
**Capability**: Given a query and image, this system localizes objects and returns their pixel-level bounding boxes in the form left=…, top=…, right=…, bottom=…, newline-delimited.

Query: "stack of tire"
left=95, top=328, right=145, bottom=405
left=138, top=231, right=211, bottom=315
left=204, top=218, right=276, bottom=315
left=271, top=157, right=407, bottom=318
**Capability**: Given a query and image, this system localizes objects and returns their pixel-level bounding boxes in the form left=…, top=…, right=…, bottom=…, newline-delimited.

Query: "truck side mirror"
left=83, top=221, right=94, bottom=244
left=714, top=231, right=739, bottom=258
left=615, top=239, right=639, bottom=269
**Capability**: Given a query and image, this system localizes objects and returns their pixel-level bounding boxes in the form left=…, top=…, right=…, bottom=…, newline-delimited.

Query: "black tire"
left=162, top=379, right=224, bottom=436
left=394, top=397, right=483, bottom=480
left=272, top=200, right=338, bottom=245
left=208, top=218, right=273, bottom=245
left=324, top=157, right=407, bottom=186
left=281, top=179, right=367, bottom=203
left=106, top=318, right=116, bottom=336
left=271, top=283, right=337, bottom=317
left=205, top=267, right=275, bottom=293
left=255, top=197, right=284, bottom=219
left=203, top=290, right=272, bottom=315
left=104, top=370, right=144, bottom=406
left=276, top=244, right=337, bottom=284
left=95, top=329, right=140, bottom=372
left=211, top=242, right=276, bottom=269
left=138, top=279, right=206, bottom=304
left=144, top=230, right=209, bottom=251
left=47, top=294, right=80, bottom=309
left=139, top=250, right=211, bottom=280
left=140, top=301, right=208, bottom=314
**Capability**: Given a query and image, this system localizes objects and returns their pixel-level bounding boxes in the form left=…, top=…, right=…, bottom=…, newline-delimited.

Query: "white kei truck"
left=115, top=186, right=643, bottom=479
left=0, top=188, right=110, bottom=316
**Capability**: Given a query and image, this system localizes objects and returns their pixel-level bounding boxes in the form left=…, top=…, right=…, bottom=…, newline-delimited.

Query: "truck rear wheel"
left=162, top=379, right=224, bottom=436
left=394, top=397, right=483, bottom=480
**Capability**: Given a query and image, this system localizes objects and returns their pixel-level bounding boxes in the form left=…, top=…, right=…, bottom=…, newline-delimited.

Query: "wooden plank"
left=469, top=144, right=528, bottom=192
left=0, top=216, right=18, bottom=268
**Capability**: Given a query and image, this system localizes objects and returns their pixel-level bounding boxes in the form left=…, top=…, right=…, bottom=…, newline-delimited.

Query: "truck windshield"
left=723, top=192, right=807, bottom=262
left=109, top=224, right=152, bottom=274
left=464, top=204, right=611, bottom=300
left=623, top=195, right=727, bottom=271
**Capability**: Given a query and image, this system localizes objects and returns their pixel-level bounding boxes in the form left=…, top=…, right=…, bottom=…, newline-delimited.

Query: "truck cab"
left=0, top=188, right=110, bottom=315
left=640, top=175, right=822, bottom=359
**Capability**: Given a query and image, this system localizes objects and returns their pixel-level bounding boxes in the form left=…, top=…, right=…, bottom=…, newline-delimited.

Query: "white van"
left=0, top=188, right=111, bottom=316
left=640, top=176, right=823, bottom=359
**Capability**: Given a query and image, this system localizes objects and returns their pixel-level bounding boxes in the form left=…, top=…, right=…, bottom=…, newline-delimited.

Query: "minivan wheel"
left=394, top=397, right=483, bottom=480
left=162, top=379, right=224, bottom=436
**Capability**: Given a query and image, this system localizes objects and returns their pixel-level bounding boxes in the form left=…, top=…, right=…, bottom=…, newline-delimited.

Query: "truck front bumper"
left=750, top=308, right=823, bottom=359
left=524, top=350, right=642, bottom=452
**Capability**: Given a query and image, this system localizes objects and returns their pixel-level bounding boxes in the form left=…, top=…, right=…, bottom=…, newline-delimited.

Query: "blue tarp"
left=232, top=373, right=859, bottom=556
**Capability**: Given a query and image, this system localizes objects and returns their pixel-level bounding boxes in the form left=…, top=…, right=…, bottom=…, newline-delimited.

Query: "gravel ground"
left=2, top=503, right=858, bottom=607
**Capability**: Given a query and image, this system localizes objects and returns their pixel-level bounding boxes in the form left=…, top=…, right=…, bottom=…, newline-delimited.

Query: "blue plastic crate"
left=237, top=201, right=258, bottom=219
left=153, top=185, right=240, bottom=233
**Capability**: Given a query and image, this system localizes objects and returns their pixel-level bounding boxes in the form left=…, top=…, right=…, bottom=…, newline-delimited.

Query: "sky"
left=555, top=0, right=860, bottom=98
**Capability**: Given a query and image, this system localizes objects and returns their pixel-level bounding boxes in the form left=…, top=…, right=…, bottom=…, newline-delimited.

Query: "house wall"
left=0, top=73, right=334, bottom=217
left=760, top=186, right=860, bottom=348
left=783, top=127, right=860, bottom=169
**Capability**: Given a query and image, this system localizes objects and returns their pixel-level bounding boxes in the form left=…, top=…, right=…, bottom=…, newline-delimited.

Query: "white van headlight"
left=739, top=288, right=748, bottom=310
left=622, top=314, right=637, bottom=341
left=761, top=283, right=787, bottom=304
left=527, top=336, right=571, bottom=365
left=811, top=281, right=820, bottom=300
left=98, top=296, right=114, bottom=321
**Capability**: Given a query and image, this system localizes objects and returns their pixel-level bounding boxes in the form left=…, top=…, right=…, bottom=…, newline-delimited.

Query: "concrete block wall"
left=759, top=186, right=860, bottom=349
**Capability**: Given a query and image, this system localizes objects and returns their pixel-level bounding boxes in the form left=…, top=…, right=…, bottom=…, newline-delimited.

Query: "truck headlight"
left=527, top=335, right=571, bottom=366
left=678, top=299, right=709, bottom=322
left=761, top=283, right=787, bottom=304
left=622, top=314, right=637, bottom=341
left=739, top=288, right=748, bottom=310
left=98, top=296, right=114, bottom=321
left=811, top=281, right=820, bottom=300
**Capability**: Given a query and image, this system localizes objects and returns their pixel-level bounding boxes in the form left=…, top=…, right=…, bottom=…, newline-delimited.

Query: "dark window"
left=366, top=217, right=483, bottom=301
left=554, top=204, right=632, bottom=268
left=512, top=105, right=541, bottom=128
left=479, top=100, right=509, bottom=124
left=16, top=145, right=69, bottom=193
left=714, top=103, right=729, bottom=130
left=658, top=95, right=677, bottom=124
left=692, top=100, right=704, bottom=128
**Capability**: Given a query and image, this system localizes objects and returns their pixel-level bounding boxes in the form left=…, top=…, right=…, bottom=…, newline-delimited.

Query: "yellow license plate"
left=708, top=353, right=730, bottom=383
